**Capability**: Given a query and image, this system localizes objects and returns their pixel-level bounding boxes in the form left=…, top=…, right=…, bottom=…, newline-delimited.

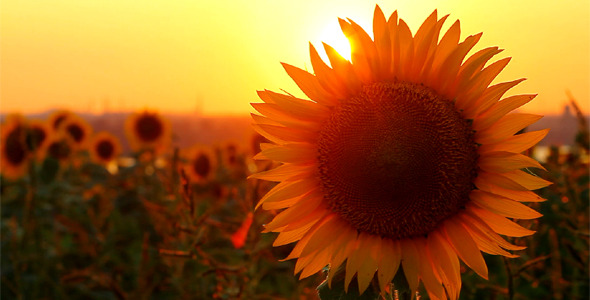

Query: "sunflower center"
left=317, top=82, right=478, bottom=240
left=48, top=140, right=71, bottom=160
left=96, top=140, right=115, bottom=160
left=193, top=153, right=211, bottom=178
left=5, top=126, right=27, bottom=165
left=26, top=127, right=47, bottom=152
left=136, top=115, right=163, bottom=142
left=66, top=124, right=85, bottom=143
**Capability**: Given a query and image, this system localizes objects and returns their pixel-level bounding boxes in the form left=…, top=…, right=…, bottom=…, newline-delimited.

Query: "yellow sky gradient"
left=1, top=0, right=588, bottom=116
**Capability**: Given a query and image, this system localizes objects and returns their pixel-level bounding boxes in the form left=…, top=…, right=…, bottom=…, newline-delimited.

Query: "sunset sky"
left=1, top=0, right=588, bottom=116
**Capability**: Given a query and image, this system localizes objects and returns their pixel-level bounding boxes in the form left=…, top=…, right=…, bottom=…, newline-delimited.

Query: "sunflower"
left=46, top=134, right=74, bottom=163
left=183, top=146, right=216, bottom=183
left=25, top=119, right=52, bottom=160
left=59, top=114, right=93, bottom=149
left=251, top=6, right=550, bottom=299
left=48, top=109, right=75, bottom=130
left=124, top=110, right=171, bottom=155
left=1, top=115, right=29, bottom=179
left=89, top=131, right=122, bottom=165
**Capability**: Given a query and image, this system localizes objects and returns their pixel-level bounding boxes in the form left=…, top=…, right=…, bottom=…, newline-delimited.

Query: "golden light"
left=316, top=21, right=352, bottom=62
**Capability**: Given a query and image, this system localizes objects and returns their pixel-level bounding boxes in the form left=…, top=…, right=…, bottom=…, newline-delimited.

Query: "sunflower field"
left=1, top=6, right=589, bottom=300
left=1, top=105, right=588, bottom=300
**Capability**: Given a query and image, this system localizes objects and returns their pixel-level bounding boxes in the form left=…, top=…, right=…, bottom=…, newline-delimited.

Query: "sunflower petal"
left=443, top=218, right=488, bottom=279
left=475, top=179, right=546, bottom=202
left=428, top=232, right=461, bottom=300
left=373, top=5, right=392, bottom=79
left=282, top=63, right=337, bottom=106
left=400, top=238, right=421, bottom=292
left=470, top=190, right=542, bottom=219
left=478, top=151, right=546, bottom=173
left=467, top=205, right=535, bottom=237
left=501, top=170, right=552, bottom=190
left=478, top=129, right=549, bottom=154
left=299, top=247, right=332, bottom=279
left=264, top=196, right=323, bottom=232
left=299, top=215, right=340, bottom=257
left=467, top=78, right=526, bottom=118
left=378, top=238, right=401, bottom=292
left=437, top=33, right=482, bottom=95
left=339, top=18, right=377, bottom=84
left=428, top=20, right=461, bottom=77
left=462, top=211, right=527, bottom=250
left=309, top=43, right=348, bottom=99
left=248, top=163, right=315, bottom=181
left=355, top=233, right=381, bottom=294
left=457, top=213, right=519, bottom=257
left=415, top=238, right=445, bottom=299
left=473, top=94, right=537, bottom=131
left=255, top=124, right=317, bottom=144
left=343, top=235, right=362, bottom=292
left=254, top=143, right=316, bottom=164
left=273, top=220, right=317, bottom=246
left=475, top=113, right=543, bottom=145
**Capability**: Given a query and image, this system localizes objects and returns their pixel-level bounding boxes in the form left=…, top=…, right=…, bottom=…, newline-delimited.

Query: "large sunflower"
left=251, top=6, right=550, bottom=299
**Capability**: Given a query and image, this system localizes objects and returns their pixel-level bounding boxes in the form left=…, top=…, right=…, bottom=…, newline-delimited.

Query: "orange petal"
left=462, top=211, right=527, bottom=250
left=354, top=233, right=381, bottom=294
left=478, top=151, right=545, bottom=173
left=468, top=79, right=526, bottom=118
left=475, top=113, right=543, bottom=145
left=467, top=205, right=535, bottom=237
left=478, top=129, right=549, bottom=154
left=473, top=94, right=537, bottom=131
left=443, top=218, right=489, bottom=279
left=255, top=124, right=317, bottom=144
left=378, top=238, right=401, bottom=292
left=400, top=238, right=421, bottom=292
left=248, top=163, right=315, bottom=182
left=428, top=231, right=461, bottom=299
left=254, top=143, right=316, bottom=164
left=457, top=213, right=518, bottom=258
left=470, top=190, right=542, bottom=219
left=415, top=237, right=445, bottom=299
left=474, top=179, right=545, bottom=202
left=282, top=63, right=337, bottom=106
left=501, top=170, right=552, bottom=190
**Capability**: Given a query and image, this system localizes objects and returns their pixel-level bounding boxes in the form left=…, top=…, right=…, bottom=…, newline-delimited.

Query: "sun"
left=317, top=21, right=352, bottom=62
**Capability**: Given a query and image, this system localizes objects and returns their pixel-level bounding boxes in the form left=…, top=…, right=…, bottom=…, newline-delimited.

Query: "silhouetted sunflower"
left=48, top=110, right=75, bottom=130
left=1, top=115, right=29, bottom=179
left=251, top=6, right=550, bottom=299
left=46, top=134, right=73, bottom=163
left=59, top=114, right=92, bottom=149
left=184, top=146, right=216, bottom=183
left=89, top=131, right=122, bottom=165
left=125, top=110, right=170, bottom=154
left=25, top=119, right=52, bottom=160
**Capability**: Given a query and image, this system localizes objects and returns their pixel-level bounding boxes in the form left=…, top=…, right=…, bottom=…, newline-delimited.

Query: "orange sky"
left=1, top=0, right=588, bottom=116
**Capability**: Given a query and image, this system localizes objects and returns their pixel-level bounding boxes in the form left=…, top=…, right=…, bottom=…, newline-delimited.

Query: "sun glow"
left=316, top=21, right=352, bottom=62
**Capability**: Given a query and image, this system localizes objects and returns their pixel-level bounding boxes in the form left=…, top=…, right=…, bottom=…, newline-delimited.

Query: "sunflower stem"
left=503, top=256, right=514, bottom=300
